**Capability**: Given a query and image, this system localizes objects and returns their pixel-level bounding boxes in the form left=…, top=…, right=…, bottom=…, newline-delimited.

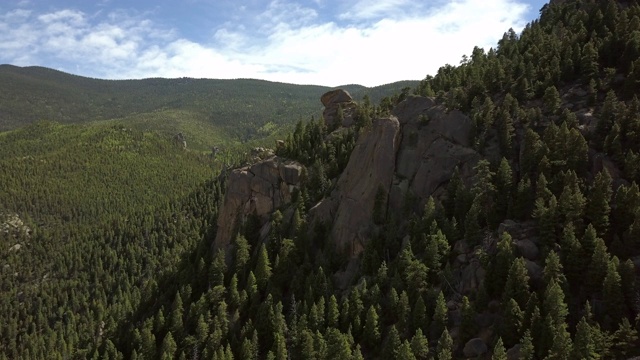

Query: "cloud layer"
left=0, top=0, right=530, bottom=86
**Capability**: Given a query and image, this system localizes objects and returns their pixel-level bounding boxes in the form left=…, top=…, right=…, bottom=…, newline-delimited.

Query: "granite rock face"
left=321, top=89, right=358, bottom=128
left=214, top=157, right=303, bottom=249
left=215, top=92, right=481, bottom=260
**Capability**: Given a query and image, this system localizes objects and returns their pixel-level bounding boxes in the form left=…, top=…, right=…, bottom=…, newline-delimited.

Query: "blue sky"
left=0, top=0, right=548, bottom=86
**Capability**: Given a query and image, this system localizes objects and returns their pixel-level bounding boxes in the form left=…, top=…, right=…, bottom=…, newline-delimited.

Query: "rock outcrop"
left=310, top=116, right=401, bottom=255
left=463, top=338, right=488, bottom=358
left=391, top=96, right=479, bottom=209
left=173, top=132, right=187, bottom=148
left=311, top=95, right=480, bottom=257
left=214, top=92, right=480, bottom=260
left=321, top=89, right=358, bottom=128
left=214, top=157, right=303, bottom=249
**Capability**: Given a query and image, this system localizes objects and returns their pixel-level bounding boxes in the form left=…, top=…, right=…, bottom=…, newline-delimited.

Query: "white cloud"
left=340, top=0, right=415, bottom=21
left=0, top=0, right=530, bottom=87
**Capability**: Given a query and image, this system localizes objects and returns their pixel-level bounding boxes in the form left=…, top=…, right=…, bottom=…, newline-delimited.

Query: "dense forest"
left=3, top=0, right=640, bottom=359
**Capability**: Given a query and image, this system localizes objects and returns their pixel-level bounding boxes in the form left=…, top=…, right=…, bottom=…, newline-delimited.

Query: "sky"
left=0, top=0, right=548, bottom=87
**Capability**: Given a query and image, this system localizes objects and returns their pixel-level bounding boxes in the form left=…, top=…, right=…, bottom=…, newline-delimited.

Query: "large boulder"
left=515, top=239, right=539, bottom=260
left=214, top=157, right=303, bottom=250
left=463, top=338, right=488, bottom=358
left=321, top=89, right=357, bottom=128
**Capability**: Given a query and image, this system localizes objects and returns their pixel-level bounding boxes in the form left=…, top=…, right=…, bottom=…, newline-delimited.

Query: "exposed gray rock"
left=214, top=157, right=304, bottom=250
left=507, top=344, right=521, bottom=360
left=515, top=239, right=539, bottom=260
left=463, top=338, right=488, bottom=358
left=321, top=89, right=357, bottom=128
left=173, top=132, right=187, bottom=148
left=329, top=116, right=400, bottom=255
left=524, top=258, right=543, bottom=282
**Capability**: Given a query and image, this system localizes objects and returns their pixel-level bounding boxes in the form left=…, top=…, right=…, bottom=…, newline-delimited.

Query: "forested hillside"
left=3, top=0, right=640, bottom=359
left=0, top=65, right=416, bottom=151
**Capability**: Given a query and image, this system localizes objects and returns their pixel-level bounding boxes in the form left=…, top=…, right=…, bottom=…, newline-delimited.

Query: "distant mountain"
left=0, top=65, right=418, bottom=151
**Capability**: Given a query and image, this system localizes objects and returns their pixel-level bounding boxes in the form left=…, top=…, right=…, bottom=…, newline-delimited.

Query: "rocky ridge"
left=214, top=89, right=482, bottom=259
left=214, top=157, right=303, bottom=250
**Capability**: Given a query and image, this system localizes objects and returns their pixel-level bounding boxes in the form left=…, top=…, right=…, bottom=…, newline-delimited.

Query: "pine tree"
left=520, top=330, right=535, bottom=360
left=543, top=85, right=561, bottom=115
left=500, top=298, right=523, bottom=348
left=412, top=296, right=428, bottom=334
left=363, top=305, right=380, bottom=349
left=326, top=328, right=351, bottom=360
left=494, top=158, right=514, bottom=220
left=586, top=169, right=612, bottom=238
left=383, top=325, right=401, bottom=360
left=603, top=259, right=625, bottom=325
left=572, top=316, right=598, bottom=360
left=543, top=279, right=569, bottom=326
left=397, top=340, right=417, bottom=360
left=611, top=318, right=639, bottom=359
left=492, top=337, right=507, bottom=360
left=436, top=328, right=453, bottom=360
left=486, top=232, right=515, bottom=298
left=411, top=329, right=429, bottom=360
left=160, top=332, right=177, bottom=360
left=586, top=238, right=609, bottom=295
left=503, top=257, right=530, bottom=309
left=543, top=251, right=568, bottom=290
left=432, top=291, right=448, bottom=338
left=327, top=295, right=340, bottom=329
left=255, top=244, right=272, bottom=291
left=460, top=296, right=477, bottom=344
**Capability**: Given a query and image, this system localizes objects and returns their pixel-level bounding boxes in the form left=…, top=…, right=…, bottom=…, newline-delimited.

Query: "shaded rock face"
left=312, top=95, right=479, bottom=257
left=463, top=338, right=488, bottom=358
left=321, top=89, right=357, bottom=128
left=214, top=92, right=480, bottom=261
left=328, top=116, right=400, bottom=255
left=392, top=96, right=479, bottom=208
left=214, top=157, right=303, bottom=249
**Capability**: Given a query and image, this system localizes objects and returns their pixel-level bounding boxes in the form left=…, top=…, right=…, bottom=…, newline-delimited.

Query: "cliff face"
left=311, top=95, right=479, bottom=257
left=310, top=116, right=401, bottom=255
left=213, top=92, right=480, bottom=258
left=213, top=157, right=303, bottom=249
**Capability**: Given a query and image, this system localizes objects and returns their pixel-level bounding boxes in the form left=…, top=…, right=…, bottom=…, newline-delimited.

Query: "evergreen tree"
left=572, top=316, right=598, bottom=360
left=586, top=169, right=613, bottom=237
left=432, top=291, right=448, bottom=338
left=397, top=340, right=417, bottom=360
left=410, top=329, right=429, bottom=360
left=255, top=244, right=272, bottom=291
left=603, top=259, right=626, bottom=325
left=520, top=330, right=535, bottom=360
left=363, top=305, right=380, bottom=349
left=503, top=257, right=530, bottom=309
left=500, top=298, right=523, bottom=348
left=160, top=332, right=177, bottom=360
left=436, top=329, right=453, bottom=360
left=486, top=232, right=515, bottom=298
left=326, top=328, right=351, bottom=360
left=460, top=296, right=477, bottom=344
left=492, top=337, right=507, bottom=360
left=383, top=325, right=401, bottom=360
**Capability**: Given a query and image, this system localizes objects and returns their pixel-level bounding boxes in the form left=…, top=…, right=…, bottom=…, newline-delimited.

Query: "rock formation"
left=213, top=91, right=481, bottom=260
left=310, top=116, right=401, bottom=255
left=311, top=94, right=480, bottom=257
left=173, top=132, right=187, bottom=149
left=321, top=89, right=358, bottom=128
left=214, top=157, right=303, bottom=249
